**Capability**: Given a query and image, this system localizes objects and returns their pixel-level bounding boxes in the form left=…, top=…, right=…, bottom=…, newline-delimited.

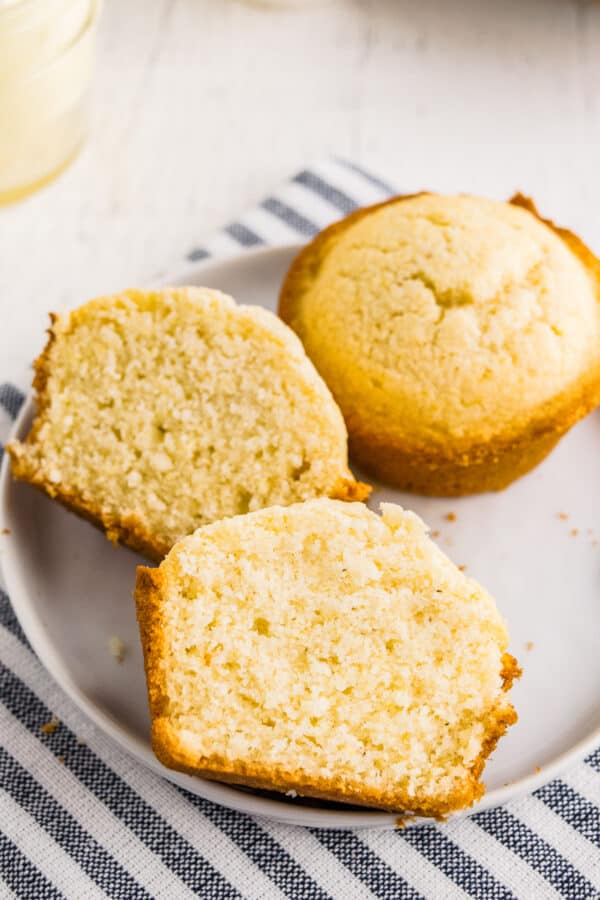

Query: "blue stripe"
left=261, top=197, right=319, bottom=237
left=311, top=830, right=424, bottom=900
left=4, top=601, right=353, bottom=900
left=186, top=247, right=211, bottom=262
left=0, top=589, right=31, bottom=650
left=0, top=383, right=25, bottom=420
left=402, top=825, right=515, bottom=899
left=0, top=662, right=240, bottom=900
left=293, top=170, right=359, bottom=215
left=474, top=806, right=597, bottom=900
left=0, top=747, right=152, bottom=900
left=535, top=780, right=600, bottom=849
left=183, top=791, right=332, bottom=900
left=585, top=746, right=600, bottom=772
left=335, top=158, right=396, bottom=196
left=0, top=830, right=65, bottom=900
left=0, top=637, right=325, bottom=900
left=225, top=222, right=265, bottom=247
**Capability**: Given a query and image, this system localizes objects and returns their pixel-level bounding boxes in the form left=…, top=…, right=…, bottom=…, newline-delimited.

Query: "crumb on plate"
left=109, top=635, right=126, bottom=663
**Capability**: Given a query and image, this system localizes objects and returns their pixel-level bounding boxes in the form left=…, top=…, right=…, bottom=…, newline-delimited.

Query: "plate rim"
left=2, top=244, right=600, bottom=829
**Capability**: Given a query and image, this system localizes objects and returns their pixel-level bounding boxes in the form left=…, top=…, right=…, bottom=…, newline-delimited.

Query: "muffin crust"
left=280, top=193, right=600, bottom=494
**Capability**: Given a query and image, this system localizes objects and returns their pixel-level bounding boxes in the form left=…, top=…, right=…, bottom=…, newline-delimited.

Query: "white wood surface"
left=2, top=0, right=600, bottom=382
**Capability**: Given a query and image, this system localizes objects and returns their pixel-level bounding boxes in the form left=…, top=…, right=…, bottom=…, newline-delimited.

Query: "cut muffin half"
left=136, top=499, right=519, bottom=817
left=8, top=288, right=368, bottom=560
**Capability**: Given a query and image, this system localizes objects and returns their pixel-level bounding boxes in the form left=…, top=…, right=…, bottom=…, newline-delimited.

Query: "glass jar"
left=0, top=0, right=102, bottom=205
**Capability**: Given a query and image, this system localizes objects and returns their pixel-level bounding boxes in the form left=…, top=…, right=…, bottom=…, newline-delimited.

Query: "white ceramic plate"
left=2, top=245, right=600, bottom=830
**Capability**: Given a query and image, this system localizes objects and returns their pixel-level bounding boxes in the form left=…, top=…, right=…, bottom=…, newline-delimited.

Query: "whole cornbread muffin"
left=279, top=193, right=600, bottom=495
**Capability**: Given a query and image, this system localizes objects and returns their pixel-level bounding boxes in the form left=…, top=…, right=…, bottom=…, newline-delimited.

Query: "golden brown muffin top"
left=282, top=194, right=600, bottom=443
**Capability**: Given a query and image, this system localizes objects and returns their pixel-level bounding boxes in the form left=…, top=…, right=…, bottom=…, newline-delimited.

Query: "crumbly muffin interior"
left=285, top=194, right=600, bottom=442
left=155, top=500, right=516, bottom=809
left=10, top=288, right=355, bottom=554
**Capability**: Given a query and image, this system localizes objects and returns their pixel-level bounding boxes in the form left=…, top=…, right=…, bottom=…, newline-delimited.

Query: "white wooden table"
left=2, top=0, right=600, bottom=381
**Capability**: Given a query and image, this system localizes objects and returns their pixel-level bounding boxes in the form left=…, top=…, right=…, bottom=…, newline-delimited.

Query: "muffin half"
left=136, top=499, right=519, bottom=817
left=8, top=287, right=368, bottom=559
left=279, top=193, right=600, bottom=495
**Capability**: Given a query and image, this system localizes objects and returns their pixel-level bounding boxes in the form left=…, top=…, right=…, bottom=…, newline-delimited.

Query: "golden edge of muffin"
left=7, top=308, right=370, bottom=562
left=135, top=564, right=520, bottom=818
left=279, top=193, right=600, bottom=496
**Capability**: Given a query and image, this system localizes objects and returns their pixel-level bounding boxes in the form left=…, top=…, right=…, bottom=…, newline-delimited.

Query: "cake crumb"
left=431, top=530, right=440, bottom=538
left=445, top=513, right=456, bottom=523
left=109, top=635, right=126, bottom=663
left=1, top=528, right=10, bottom=535
left=525, top=641, right=534, bottom=652
left=458, top=564, right=466, bottom=572
left=285, top=789, right=298, bottom=798
left=535, top=766, right=541, bottom=774
left=41, top=716, right=59, bottom=734
left=56, top=755, right=65, bottom=764
left=558, top=512, right=569, bottom=521
left=571, top=528, right=579, bottom=537
left=395, top=815, right=416, bottom=829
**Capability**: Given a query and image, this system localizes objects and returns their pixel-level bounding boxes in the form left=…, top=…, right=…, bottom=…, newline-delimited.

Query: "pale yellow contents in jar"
left=0, top=0, right=101, bottom=204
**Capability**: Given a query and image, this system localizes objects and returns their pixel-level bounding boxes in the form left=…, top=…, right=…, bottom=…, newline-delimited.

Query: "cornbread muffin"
left=136, top=499, right=519, bottom=816
left=279, top=193, right=600, bottom=495
left=8, top=288, right=368, bottom=560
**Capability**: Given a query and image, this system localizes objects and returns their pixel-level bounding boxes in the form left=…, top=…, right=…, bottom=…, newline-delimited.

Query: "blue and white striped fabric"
left=1, top=159, right=600, bottom=900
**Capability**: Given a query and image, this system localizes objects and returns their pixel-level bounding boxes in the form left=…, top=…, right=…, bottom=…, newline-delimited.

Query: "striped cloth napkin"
left=1, top=159, right=599, bottom=900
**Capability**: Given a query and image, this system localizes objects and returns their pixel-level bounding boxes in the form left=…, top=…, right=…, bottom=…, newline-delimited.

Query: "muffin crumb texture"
left=8, top=287, right=366, bottom=559
left=136, top=499, right=518, bottom=817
